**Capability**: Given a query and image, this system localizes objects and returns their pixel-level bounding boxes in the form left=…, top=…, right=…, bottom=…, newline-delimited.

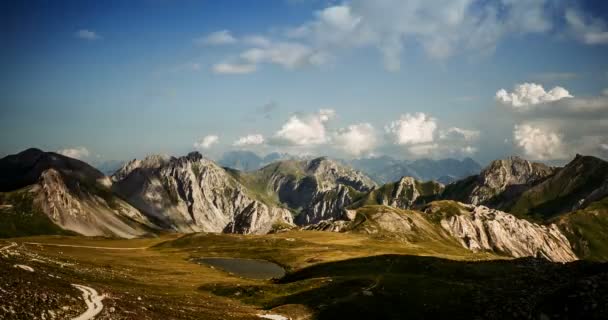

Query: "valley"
left=1, top=148, right=608, bottom=319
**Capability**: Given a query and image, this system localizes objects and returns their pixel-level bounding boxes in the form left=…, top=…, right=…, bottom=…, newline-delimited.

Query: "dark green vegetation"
left=0, top=189, right=75, bottom=238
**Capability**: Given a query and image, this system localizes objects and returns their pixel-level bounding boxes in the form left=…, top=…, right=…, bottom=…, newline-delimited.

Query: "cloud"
left=333, top=123, right=377, bottom=156
left=497, top=84, right=608, bottom=118
left=565, top=9, right=608, bottom=45
left=196, top=30, right=237, bottom=45
left=207, top=2, right=608, bottom=73
left=57, top=147, right=90, bottom=160
left=439, top=127, right=480, bottom=142
left=212, top=63, right=257, bottom=74
left=194, top=135, right=219, bottom=149
left=75, top=29, right=100, bottom=40
left=513, top=124, right=564, bottom=160
left=496, top=83, right=573, bottom=109
left=243, top=35, right=272, bottom=47
left=234, top=134, right=265, bottom=147
left=270, top=109, right=335, bottom=146
left=240, top=42, right=329, bottom=69
left=385, top=113, right=437, bottom=145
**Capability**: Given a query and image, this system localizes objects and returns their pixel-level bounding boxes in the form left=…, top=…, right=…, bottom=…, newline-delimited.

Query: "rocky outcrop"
left=113, top=152, right=293, bottom=234
left=111, top=154, right=171, bottom=182
left=510, top=154, right=608, bottom=218
left=442, top=156, right=555, bottom=208
left=33, top=169, right=155, bottom=238
left=355, top=176, right=443, bottom=210
left=296, top=184, right=354, bottom=225
left=255, top=157, right=376, bottom=225
left=427, top=202, right=577, bottom=263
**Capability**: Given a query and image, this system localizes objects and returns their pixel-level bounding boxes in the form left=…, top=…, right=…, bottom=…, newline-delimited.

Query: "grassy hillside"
left=510, top=155, right=608, bottom=220
left=556, top=197, right=608, bottom=262
left=0, top=188, right=75, bottom=238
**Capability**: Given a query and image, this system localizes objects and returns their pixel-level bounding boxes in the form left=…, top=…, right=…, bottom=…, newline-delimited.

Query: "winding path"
left=71, top=284, right=105, bottom=320
left=0, top=242, right=17, bottom=252
left=24, top=242, right=148, bottom=250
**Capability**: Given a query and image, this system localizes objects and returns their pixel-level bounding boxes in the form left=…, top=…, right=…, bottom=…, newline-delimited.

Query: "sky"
left=1, top=0, right=608, bottom=165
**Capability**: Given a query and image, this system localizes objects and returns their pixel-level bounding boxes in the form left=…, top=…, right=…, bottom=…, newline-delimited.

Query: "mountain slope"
left=351, top=176, right=443, bottom=210
left=509, top=155, right=608, bottom=219
left=306, top=201, right=577, bottom=262
left=112, top=152, right=293, bottom=234
left=442, top=156, right=555, bottom=209
left=235, top=157, right=377, bottom=225
left=0, top=149, right=155, bottom=238
left=555, top=198, right=608, bottom=261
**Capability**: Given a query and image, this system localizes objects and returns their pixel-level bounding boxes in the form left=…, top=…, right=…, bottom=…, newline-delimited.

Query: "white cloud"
left=271, top=109, right=335, bottom=146
left=439, top=127, right=480, bottom=142
left=513, top=124, right=564, bottom=160
left=212, top=63, right=257, bottom=74
left=194, top=135, right=219, bottom=149
left=75, top=29, right=100, bottom=40
left=57, top=147, right=90, bottom=160
left=385, top=113, right=437, bottom=145
left=565, top=9, right=608, bottom=45
left=333, top=123, right=376, bottom=156
left=243, top=35, right=272, bottom=47
left=196, top=30, right=237, bottom=45
left=233, top=134, right=265, bottom=147
left=496, top=83, right=573, bottom=109
left=240, top=42, right=328, bottom=69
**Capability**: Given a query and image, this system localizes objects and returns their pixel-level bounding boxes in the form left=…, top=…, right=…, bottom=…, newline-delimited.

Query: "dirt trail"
left=71, top=284, right=105, bottom=320
left=0, top=242, right=17, bottom=252
left=24, top=242, right=148, bottom=250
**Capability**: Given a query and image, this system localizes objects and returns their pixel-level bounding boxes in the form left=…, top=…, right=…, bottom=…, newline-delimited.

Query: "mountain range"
left=1, top=148, right=607, bottom=262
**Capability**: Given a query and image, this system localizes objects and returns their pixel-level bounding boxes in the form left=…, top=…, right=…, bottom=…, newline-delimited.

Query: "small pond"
left=195, top=257, right=285, bottom=280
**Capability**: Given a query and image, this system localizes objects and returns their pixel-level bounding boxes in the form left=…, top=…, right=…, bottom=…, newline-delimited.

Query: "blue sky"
left=1, top=0, right=608, bottom=164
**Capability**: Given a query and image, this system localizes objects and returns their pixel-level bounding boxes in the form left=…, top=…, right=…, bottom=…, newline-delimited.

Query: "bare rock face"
left=113, top=152, right=293, bottom=234
left=431, top=202, right=577, bottom=263
left=443, top=156, right=555, bottom=207
left=303, top=219, right=350, bottom=232
left=111, top=154, right=171, bottom=182
left=35, top=169, right=154, bottom=238
left=296, top=184, right=354, bottom=225
left=257, top=157, right=376, bottom=226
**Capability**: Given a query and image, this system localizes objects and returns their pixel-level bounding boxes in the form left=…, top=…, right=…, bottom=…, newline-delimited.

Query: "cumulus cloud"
left=496, top=83, right=573, bottom=109
left=234, top=134, right=265, bottom=147
left=75, top=29, right=100, bottom=40
left=565, top=9, right=608, bottom=45
left=212, top=63, right=256, bottom=74
left=196, top=30, right=237, bottom=45
left=513, top=124, right=564, bottom=160
left=194, top=135, right=219, bottom=149
left=385, top=113, right=437, bottom=145
left=333, top=123, right=376, bottom=156
left=271, top=109, right=335, bottom=146
left=57, top=147, right=90, bottom=160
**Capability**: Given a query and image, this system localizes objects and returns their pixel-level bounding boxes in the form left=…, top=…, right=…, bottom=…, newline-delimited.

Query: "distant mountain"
left=350, top=156, right=482, bottom=184
left=441, top=156, right=555, bottom=209
left=229, top=156, right=377, bottom=225
left=0, top=148, right=155, bottom=238
left=218, top=151, right=308, bottom=171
